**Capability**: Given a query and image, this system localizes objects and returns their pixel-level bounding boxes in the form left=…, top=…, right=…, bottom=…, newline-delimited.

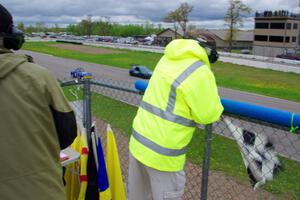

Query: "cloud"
left=1, top=0, right=298, bottom=28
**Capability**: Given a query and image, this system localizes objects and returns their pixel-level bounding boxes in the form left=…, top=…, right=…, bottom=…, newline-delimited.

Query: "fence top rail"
left=60, top=79, right=83, bottom=87
left=134, top=80, right=300, bottom=132
left=60, top=79, right=142, bottom=94
left=91, top=80, right=142, bottom=95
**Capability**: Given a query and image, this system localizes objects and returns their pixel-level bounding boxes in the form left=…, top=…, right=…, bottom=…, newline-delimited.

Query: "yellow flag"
left=78, top=129, right=89, bottom=200
left=106, top=124, right=127, bottom=200
left=64, top=132, right=80, bottom=200
left=64, top=129, right=89, bottom=200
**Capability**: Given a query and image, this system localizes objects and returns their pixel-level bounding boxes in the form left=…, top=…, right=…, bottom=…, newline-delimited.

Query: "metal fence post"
left=83, top=78, right=92, bottom=143
left=200, top=124, right=213, bottom=200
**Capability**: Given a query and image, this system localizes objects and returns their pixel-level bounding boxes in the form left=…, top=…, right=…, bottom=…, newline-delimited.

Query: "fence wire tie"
left=289, top=113, right=299, bottom=134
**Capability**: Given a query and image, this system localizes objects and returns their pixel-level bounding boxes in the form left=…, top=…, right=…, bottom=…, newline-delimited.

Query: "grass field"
left=23, top=41, right=300, bottom=103
left=63, top=86, right=300, bottom=199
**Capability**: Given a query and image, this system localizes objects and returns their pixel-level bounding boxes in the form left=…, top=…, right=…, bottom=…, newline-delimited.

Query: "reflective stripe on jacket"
left=129, top=39, right=224, bottom=171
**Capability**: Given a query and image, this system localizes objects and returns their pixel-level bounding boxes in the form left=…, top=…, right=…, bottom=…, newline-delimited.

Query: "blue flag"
left=97, top=137, right=112, bottom=199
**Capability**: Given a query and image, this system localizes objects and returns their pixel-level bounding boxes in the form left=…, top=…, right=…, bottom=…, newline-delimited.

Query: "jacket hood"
left=164, top=39, right=210, bottom=66
left=0, top=50, right=27, bottom=78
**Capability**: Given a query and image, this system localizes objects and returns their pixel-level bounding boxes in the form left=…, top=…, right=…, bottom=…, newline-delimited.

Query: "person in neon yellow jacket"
left=128, top=39, right=224, bottom=200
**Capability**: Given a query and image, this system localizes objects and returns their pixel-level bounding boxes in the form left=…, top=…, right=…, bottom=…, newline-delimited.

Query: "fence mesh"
left=61, top=77, right=300, bottom=200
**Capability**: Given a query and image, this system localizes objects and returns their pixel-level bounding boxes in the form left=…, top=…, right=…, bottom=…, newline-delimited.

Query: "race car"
left=129, top=65, right=153, bottom=79
left=70, top=67, right=93, bottom=79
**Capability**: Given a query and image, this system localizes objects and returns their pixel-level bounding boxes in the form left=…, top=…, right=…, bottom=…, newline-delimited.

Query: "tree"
left=81, top=15, right=93, bottom=37
left=164, top=11, right=180, bottom=38
left=187, top=24, right=196, bottom=34
left=164, top=2, right=193, bottom=37
left=224, top=0, right=251, bottom=51
left=95, top=17, right=112, bottom=36
left=54, top=24, right=60, bottom=33
left=35, top=22, right=46, bottom=32
left=157, top=23, right=163, bottom=32
left=143, top=21, right=156, bottom=35
left=17, top=22, right=26, bottom=32
left=176, top=2, right=193, bottom=37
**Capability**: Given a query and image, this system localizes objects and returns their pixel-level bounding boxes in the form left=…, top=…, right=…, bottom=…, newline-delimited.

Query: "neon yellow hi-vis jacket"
left=129, top=39, right=224, bottom=172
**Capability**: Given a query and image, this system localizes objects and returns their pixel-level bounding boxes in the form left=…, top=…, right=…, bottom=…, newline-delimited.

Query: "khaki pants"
left=127, top=153, right=186, bottom=200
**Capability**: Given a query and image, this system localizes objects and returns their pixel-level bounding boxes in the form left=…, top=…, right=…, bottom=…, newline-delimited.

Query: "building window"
left=255, top=23, right=269, bottom=29
left=269, top=36, right=284, bottom=42
left=285, top=37, right=290, bottom=43
left=293, top=23, right=298, bottom=29
left=270, top=23, right=285, bottom=29
left=292, top=37, right=296, bottom=42
left=286, top=23, right=291, bottom=29
left=254, top=35, right=268, bottom=41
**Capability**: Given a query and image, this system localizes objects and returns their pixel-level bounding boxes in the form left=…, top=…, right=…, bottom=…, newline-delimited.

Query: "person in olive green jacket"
left=128, top=39, right=223, bottom=200
left=0, top=4, right=77, bottom=200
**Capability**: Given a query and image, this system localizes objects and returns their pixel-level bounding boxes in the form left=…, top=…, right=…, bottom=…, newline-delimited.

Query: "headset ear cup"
left=209, top=49, right=219, bottom=63
left=3, top=34, right=24, bottom=50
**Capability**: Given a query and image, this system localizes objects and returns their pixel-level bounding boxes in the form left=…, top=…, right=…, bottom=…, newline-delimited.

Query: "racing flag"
left=97, top=136, right=112, bottom=200
left=85, top=135, right=99, bottom=200
left=106, top=124, right=126, bottom=199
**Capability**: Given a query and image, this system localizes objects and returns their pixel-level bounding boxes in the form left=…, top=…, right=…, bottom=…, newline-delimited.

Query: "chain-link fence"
left=61, top=77, right=300, bottom=200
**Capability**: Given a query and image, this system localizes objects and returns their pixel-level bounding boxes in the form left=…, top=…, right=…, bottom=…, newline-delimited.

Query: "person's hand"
left=25, top=54, right=34, bottom=63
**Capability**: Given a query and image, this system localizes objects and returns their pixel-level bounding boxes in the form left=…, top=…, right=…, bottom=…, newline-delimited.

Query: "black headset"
left=0, top=24, right=25, bottom=50
left=198, top=42, right=219, bottom=64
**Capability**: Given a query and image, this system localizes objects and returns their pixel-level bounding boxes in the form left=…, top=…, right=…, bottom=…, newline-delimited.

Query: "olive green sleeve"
left=43, top=69, right=77, bottom=149
left=43, top=71, right=73, bottom=112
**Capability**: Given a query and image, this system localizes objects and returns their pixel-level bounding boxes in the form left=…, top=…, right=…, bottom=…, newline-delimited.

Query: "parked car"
left=276, top=54, right=300, bottom=61
left=70, top=68, right=93, bottom=79
left=129, top=65, right=153, bottom=79
left=241, top=49, right=251, bottom=54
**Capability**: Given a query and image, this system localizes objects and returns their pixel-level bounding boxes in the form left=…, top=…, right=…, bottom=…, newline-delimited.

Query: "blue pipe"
left=135, top=80, right=300, bottom=129
left=135, top=80, right=149, bottom=93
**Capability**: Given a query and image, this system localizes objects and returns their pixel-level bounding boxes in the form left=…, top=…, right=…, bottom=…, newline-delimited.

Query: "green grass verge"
left=23, top=41, right=300, bottom=103
left=23, top=41, right=162, bottom=70
left=62, top=85, right=300, bottom=198
left=212, top=62, right=300, bottom=103
left=63, top=85, right=83, bottom=100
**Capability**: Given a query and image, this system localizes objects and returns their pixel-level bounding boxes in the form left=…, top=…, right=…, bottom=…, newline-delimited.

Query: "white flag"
left=223, top=117, right=282, bottom=189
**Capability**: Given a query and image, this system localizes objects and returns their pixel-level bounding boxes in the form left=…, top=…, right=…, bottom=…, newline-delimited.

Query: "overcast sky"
left=1, top=0, right=299, bottom=29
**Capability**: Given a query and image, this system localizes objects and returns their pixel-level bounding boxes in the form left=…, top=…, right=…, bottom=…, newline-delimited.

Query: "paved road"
left=20, top=50, right=300, bottom=113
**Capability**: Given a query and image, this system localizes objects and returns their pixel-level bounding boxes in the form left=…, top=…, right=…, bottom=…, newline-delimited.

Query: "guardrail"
left=220, top=51, right=300, bottom=66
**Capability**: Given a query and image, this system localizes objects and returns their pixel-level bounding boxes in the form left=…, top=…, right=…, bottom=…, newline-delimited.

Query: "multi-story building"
left=253, top=10, right=300, bottom=57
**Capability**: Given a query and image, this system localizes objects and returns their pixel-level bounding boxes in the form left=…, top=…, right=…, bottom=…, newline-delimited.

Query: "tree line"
left=17, top=18, right=163, bottom=37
